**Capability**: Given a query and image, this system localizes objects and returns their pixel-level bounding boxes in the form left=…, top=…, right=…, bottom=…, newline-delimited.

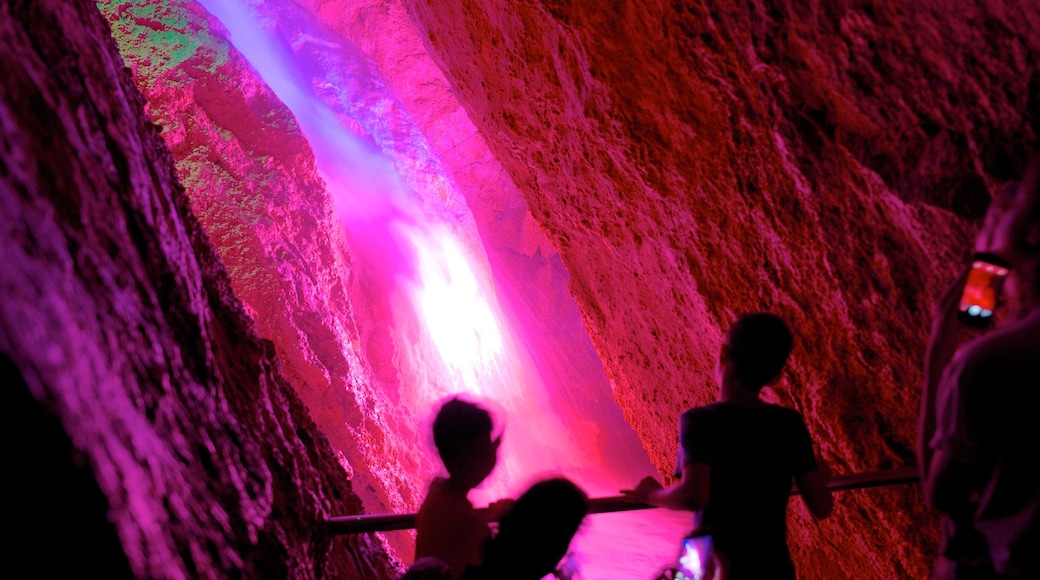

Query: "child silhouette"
left=414, top=398, right=502, bottom=577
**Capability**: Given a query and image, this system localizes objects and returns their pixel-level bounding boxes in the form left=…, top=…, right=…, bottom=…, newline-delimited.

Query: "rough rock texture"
left=400, top=1, right=1039, bottom=578
left=0, top=0, right=395, bottom=577
left=301, top=0, right=660, bottom=487
left=98, top=2, right=662, bottom=573
left=96, top=0, right=433, bottom=563
left=8, top=0, right=1038, bottom=577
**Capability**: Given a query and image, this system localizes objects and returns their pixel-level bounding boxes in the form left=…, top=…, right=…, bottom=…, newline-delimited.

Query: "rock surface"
left=5, top=0, right=1038, bottom=577
left=96, top=0, right=442, bottom=563
left=98, top=1, right=664, bottom=573
left=0, top=0, right=395, bottom=577
left=400, top=1, right=1038, bottom=578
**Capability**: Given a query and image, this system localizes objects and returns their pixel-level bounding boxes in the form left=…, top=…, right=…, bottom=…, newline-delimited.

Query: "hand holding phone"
left=675, top=534, right=715, bottom=580
left=957, top=253, right=1010, bottom=327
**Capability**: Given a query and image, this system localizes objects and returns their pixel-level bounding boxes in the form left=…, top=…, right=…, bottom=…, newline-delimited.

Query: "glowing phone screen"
left=675, top=535, right=714, bottom=580
left=958, top=258, right=1009, bottom=323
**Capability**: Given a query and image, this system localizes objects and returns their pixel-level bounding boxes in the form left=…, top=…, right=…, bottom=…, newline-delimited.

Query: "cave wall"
left=95, top=0, right=440, bottom=563
left=399, top=1, right=1039, bottom=578
left=0, top=0, right=395, bottom=576
left=19, top=0, right=1035, bottom=577
left=95, top=2, right=661, bottom=573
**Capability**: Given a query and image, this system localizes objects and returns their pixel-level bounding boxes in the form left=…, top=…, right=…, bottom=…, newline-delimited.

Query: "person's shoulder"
left=944, top=319, right=1040, bottom=401
left=682, top=404, right=713, bottom=416
left=954, top=314, right=1040, bottom=376
left=766, top=402, right=805, bottom=418
left=679, top=404, right=726, bottom=436
left=422, top=479, right=474, bottom=512
left=682, top=402, right=728, bottom=421
left=759, top=402, right=808, bottom=427
left=426, top=476, right=451, bottom=497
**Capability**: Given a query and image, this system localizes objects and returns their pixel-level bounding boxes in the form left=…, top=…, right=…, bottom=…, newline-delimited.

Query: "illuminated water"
left=194, top=0, right=692, bottom=576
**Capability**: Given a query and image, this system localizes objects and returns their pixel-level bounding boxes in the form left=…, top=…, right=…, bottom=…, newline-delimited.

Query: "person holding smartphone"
left=918, top=160, right=1040, bottom=580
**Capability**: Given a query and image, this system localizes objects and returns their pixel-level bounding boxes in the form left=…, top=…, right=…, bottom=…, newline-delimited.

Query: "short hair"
left=401, top=557, right=452, bottom=580
left=483, top=477, right=589, bottom=579
left=725, top=312, right=793, bottom=389
left=432, top=398, right=493, bottom=469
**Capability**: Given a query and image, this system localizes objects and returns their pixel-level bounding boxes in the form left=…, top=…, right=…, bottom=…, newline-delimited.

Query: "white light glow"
left=398, top=223, right=504, bottom=395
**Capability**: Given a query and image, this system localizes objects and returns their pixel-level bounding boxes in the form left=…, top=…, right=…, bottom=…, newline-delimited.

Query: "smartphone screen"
left=675, top=535, right=714, bottom=580
left=957, top=253, right=1010, bottom=327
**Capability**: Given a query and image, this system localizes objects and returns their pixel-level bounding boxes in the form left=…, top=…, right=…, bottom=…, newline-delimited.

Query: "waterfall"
left=194, top=0, right=691, bottom=576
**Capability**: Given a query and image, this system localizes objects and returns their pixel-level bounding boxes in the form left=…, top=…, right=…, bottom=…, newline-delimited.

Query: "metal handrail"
left=325, top=467, right=919, bottom=535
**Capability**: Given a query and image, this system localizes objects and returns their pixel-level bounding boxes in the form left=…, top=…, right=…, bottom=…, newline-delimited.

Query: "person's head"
left=976, top=156, right=1040, bottom=306
left=401, top=557, right=452, bottom=580
left=481, top=477, right=589, bottom=580
left=717, top=312, right=793, bottom=390
left=432, top=397, right=500, bottom=489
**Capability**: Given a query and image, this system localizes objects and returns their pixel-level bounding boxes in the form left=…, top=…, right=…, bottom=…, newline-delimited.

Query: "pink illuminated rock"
left=13, top=0, right=1038, bottom=577
left=400, top=1, right=1038, bottom=578
left=0, top=0, right=394, bottom=577
left=307, top=0, right=659, bottom=497
left=100, top=3, right=667, bottom=576
left=97, top=0, right=444, bottom=564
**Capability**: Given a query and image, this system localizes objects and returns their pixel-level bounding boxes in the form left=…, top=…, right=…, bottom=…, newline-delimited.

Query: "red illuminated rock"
left=10, top=0, right=1037, bottom=577
left=96, top=0, right=438, bottom=564
left=400, top=1, right=1038, bottom=578
left=0, top=0, right=394, bottom=577
left=98, top=4, right=660, bottom=575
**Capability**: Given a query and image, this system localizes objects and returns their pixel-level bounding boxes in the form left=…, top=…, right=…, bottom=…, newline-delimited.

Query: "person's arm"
left=924, top=348, right=989, bottom=521
left=622, top=462, right=710, bottom=511
left=919, top=266, right=971, bottom=482
left=794, top=455, right=833, bottom=518
left=485, top=498, right=515, bottom=522
left=924, top=450, right=980, bottom=516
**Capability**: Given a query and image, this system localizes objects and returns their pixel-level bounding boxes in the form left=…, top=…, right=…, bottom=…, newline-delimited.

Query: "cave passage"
left=193, top=0, right=688, bottom=576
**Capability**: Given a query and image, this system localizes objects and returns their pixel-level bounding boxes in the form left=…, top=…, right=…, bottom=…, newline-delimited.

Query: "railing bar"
left=326, top=467, right=920, bottom=535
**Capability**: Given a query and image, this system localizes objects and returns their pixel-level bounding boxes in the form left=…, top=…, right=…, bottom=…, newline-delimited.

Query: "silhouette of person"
left=414, top=398, right=502, bottom=577
left=919, top=160, right=1040, bottom=579
left=401, top=557, right=454, bottom=580
left=462, top=477, right=589, bottom=580
left=624, top=312, right=833, bottom=580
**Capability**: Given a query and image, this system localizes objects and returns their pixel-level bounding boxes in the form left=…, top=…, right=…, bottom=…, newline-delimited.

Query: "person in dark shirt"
left=919, top=161, right=1040, bottom=579
left=624, top=312, right=833, bottom=579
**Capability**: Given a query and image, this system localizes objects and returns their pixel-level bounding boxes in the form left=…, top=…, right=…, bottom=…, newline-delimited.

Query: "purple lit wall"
left=1, top=0, right=395, bottom=576
left=181, top=0, right=686, bottom=574
left=5, top=0, right=1038, bottom=578
left=99, top=0, right=692, bottom=575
